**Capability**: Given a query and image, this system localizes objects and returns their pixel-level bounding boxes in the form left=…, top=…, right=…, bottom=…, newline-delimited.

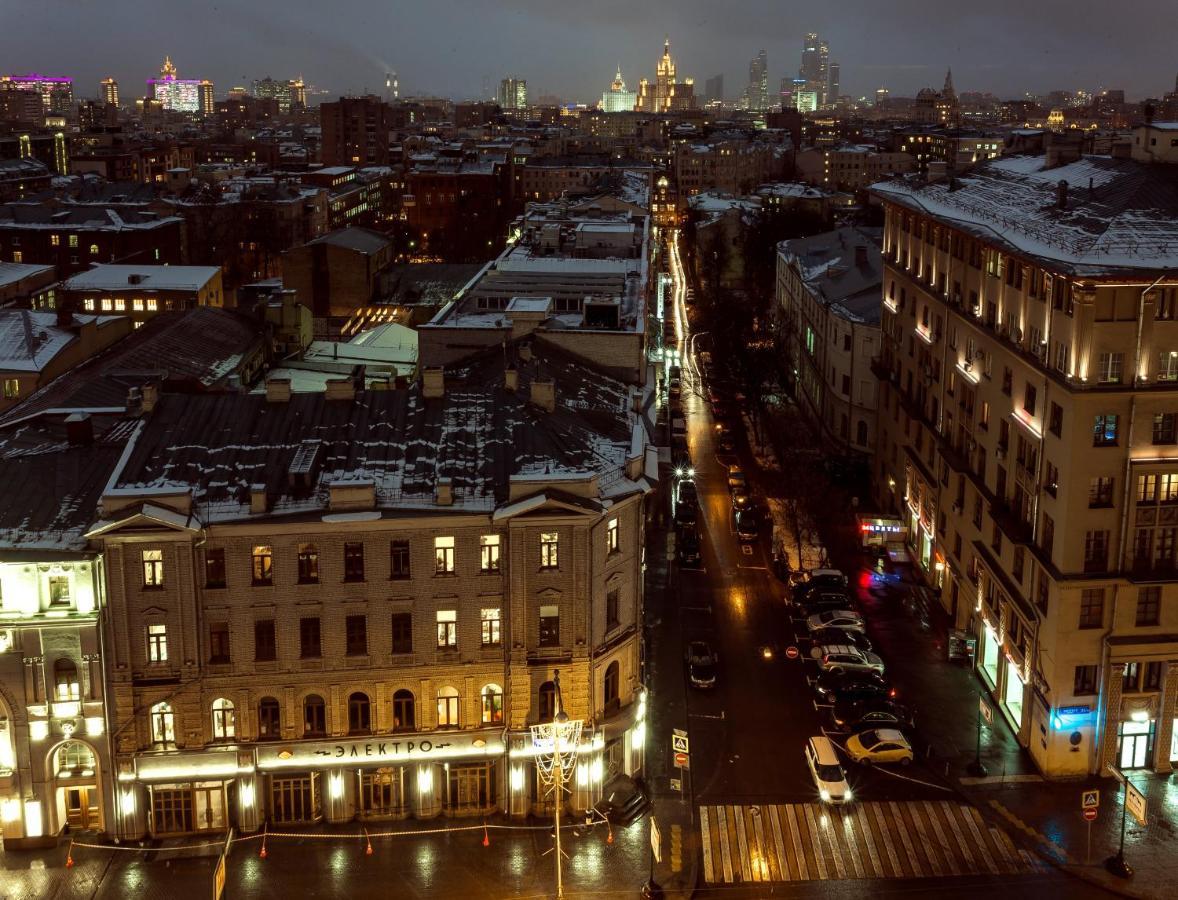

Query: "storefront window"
left=269, top=773, right=320, bottom=823
left=447, top=762, right=494, bottom=813
left=359, top=768, right=404, bottom=817
left=1004, top=664, right=1025, bottom=727
left=152, top=785, right=193, bottom=835
left=980, top=626, right=999, bottom=687
left=1118, top=720, right=1154, bottom=770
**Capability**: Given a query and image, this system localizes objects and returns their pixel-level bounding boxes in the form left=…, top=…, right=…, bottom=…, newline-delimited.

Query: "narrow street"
left=656, top=229, right=1116, bottom=896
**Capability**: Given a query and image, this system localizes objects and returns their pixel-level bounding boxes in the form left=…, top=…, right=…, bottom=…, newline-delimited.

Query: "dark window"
left=348, top=692, right=371, bottom=734
left=258, top=697, right=281, bottom=739
left=1093, top=414, right=1118, bottom=447
left=1089, top=476, right=1115, bottom=508
left=297, top=544, right=319, bottom=583
left=390, top=540, right=410, bottom=579
left=539, top=605, right=560, bottom=647
left=254, top=619, right=277, bottom=661
left=208, top=622, right=231, bottom=664
left=1153, top=413, right=1177, bottom=445
left=604, top=661, right=620, bottom=710
left=344, top=542, right=365, bottom=581
left=606, top=588, right=620, bottom=630
left=53, top=658, right=79, bottom=700
left=205, top=548, right=226, bottom=588
left=1074, top=665, right=1098, bottom=695
left=392, top=689, right=415, bottom=730
left=1041, top=513, right=1055, bottom=557
left=299, top=617, right=321, bottom=658
left=1023, top=383, right=1036, bottom=417
left=303, top=694, right=326, bottom=737
left=1144, top=661, right=1164, bottom=691
left=1036, top=570, right=1049, bottom=614
left=1084, top=530, right=1109, bottom=572
left=1079, top=588, right=1104, bottom=629
left=345, top=615, right=367, bottom=656
left=1049, top=402, right=1063, bottom=437
left=538, top=681, right=556, bottom=721
left=1136, top=586, right=1160, bottom=626
left=1122, top=662, right=1140, bottom=693
left=1001, top=367, right=1012, bottom=396
left=391, top=612, right=413, bottom=654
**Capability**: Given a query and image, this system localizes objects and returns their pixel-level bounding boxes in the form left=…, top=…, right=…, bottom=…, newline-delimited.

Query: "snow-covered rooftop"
left=872, top=154, right=1178, bottom=276
left=64, top=264, right=220, bottom=293
left=0, top=310, right=116, bottom=373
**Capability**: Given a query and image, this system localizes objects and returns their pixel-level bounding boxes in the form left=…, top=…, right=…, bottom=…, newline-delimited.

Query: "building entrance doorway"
left=64, top=786, right=101, bottom=830
left=1118, top=720, right=1154, bottom=770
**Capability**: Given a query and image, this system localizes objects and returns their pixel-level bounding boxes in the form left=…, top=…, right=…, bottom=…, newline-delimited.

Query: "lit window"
left=88, top=244, right=99, bottom=256
left=82, top=298, right=95, bottom=311
left=481, top=684, right=503, bottom=724
left=540, top=532, right=559, bottom=569
left=54, top=659, right=80, bottom=700
left=50, top=234, right=60, bottom=247
left=211, top=698, right=235, bottom=740
left=68, top=235, right=78, bottom=248
left=436, top=686, right=460, bottom=727
left=607, top=518, right=619, bottom=554
left=436, top=609, right=457, bottom=649
left=100, top=298, right=112, bottom=311
left=146, top=298, right=157, bottom=311
left=252, top=545, right=273, bottom=584
left=480, top=607, right=501, bottom=647
left=2, top=378, right=19, bottom=400
left=142, top=549, right=164, bottom=587
left=147, top=623, right=168, bottom=662
left=434, top=536, right=455, bottom=574
left=539, top=605, right=560, bottom=647
left=150, top=701, right=175, bottom=744
left=132, top=298, right=144, bottom=311
left=48, top=575, right=70, bottom=605
left=479, top=534, right=500, bottom=573
left=11, top=251, right=21, bottom=263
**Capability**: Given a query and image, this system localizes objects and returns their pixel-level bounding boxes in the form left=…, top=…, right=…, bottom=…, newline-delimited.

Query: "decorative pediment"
left=85, top=503, right=200, bottom=539
left=493, top=490, right=602, bottom=522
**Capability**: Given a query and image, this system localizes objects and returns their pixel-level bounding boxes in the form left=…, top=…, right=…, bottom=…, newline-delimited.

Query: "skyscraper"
left=198, top=80, right=215, bottom=116
left=252, top=77, right=306, bottom=113
left=601, top=66, right=637, bottom=113
left=748, top=50, right=769, bottom=112
left=0, top=74, right=73, bottom=115
left=636, top=39, right=695, bottom=113
left=827, top=63, right=840, bottom=105
left=799, top=32, right=830, bottom=106
left=498, top=78, right=527, bottom=111
left=704, top=74, right=724, bottom=104
left=99, top=77, right=119, bottom=107
left=149, top=57, right=210, bottom=114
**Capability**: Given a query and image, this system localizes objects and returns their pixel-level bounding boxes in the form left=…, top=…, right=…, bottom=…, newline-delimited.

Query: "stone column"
left=1152, top=660, right=1178, bottom=774
left=1099, top=662, right=1126, bottom=774
left=1073, top=286, right=1097, bottom=383
left=1138, top=288, right=1161, bottom=383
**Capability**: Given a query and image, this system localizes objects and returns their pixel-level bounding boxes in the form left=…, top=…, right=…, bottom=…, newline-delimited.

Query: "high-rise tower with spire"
left=601, top=64, right=637, bottom=112
left=637, top=38, right=695, bottom=112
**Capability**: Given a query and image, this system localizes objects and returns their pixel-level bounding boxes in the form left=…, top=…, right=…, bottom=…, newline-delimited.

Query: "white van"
left=805, top=736, right=851, bottom=804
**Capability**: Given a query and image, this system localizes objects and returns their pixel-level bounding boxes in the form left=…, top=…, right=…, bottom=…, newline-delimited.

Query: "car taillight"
left=889, top=688, right=897, bottom=698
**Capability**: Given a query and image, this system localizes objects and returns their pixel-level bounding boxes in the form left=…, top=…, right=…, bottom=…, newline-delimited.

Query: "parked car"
left=805, top=609, right=866, bottom=634
left=726, top=465, right=747, bottom=492
left=845, top=729, right=914, bottom=766
left=674, top=501, right=698, bottom=529
left=731, top=492, right=754, bottom=513
left=805, top=736, right=852, bottom=804
left=678, top=527, right=702, bottom=567
left=817, top=645, right=886, bottom=676
left=813, top=670, right=892, bottom=705
left=676, top=478, right=698, bottom=508
left=734, top=509, right=759, bottom=542
left=809, top=627, right=873, bottom=656
left=793, top=569, right=849, bottom=601
left=794, top=592, right=853, bottom=617
left=832, top=697, right=914, bottom=733
left=686, top=641, right=718, bottom=689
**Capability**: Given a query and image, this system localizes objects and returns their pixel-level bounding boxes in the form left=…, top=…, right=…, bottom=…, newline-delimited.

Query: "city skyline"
left=5, top=0, right=1177, bottom=104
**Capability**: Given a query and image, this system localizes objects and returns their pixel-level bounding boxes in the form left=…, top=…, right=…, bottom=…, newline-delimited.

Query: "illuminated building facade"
left=0, top=74, right=73, bottom=115
left=148, top=57, right=213, bottom=114
left=252, top=77, right=305, bottom=114
left=636, top=39, right=695, bottom=113
left=99, top=77, right=119, bottom=107
left=601, top=66, right=637, bottom=113
left=497, top=77, right=527, bottom=111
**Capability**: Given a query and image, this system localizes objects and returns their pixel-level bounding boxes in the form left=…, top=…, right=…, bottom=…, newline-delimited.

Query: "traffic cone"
left=365, top=830, right=373, bottom=856
left=482, top=823, right=490, bottom=847
left=607, top=825, right=614, bottom=845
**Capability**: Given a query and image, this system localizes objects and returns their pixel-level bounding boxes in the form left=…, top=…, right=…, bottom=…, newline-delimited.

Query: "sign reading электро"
left=256, top=733, right=506, bottom=768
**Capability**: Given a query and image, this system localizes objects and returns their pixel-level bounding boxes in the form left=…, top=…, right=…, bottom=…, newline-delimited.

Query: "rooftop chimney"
left=141, top=382, right=160, bottom=413
left=530, top=377, right=555, bottom=413
left=65, top=412, right=93, bottom=447
left=1056, top=179, right=1069, bottom=209
left=250, top=484, right=269, bottom=514
left=423, top=366, right=445, bottom=399
left=324, top=377, right=355, bottom=402
left=265, top=377, right=292, bottom=403
left=435, top=476, right=454, bottom=507
left=55, top=303, right=74, bottom=330
left=505, top=368, right=519, bottom=392
left=126, top=386, right=143, bottom=416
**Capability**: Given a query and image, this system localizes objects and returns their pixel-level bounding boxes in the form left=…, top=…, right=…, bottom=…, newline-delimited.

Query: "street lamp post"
left=531, top=671, right=582, bottom=900
left=968, top=699, right=987, bottom=778
left=1105, top=776, right=1134, bottom=879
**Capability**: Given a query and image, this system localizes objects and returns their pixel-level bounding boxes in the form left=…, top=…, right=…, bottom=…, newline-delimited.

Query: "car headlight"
left=820, top=789, right=831, bottom=801
left=844, top=788, right=853, bottom=800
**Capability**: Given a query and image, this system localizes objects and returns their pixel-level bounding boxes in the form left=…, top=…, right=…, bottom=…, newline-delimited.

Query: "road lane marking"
left=700, top=805, right=715, bottom=884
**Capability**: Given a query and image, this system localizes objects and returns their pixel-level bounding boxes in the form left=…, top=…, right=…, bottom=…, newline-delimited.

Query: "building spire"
left=943, top=67, right=955, bottom=97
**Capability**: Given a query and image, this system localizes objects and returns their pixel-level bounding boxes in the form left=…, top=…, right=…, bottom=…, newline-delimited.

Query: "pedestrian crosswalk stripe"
left=699, top=801, right=1036, bottom=884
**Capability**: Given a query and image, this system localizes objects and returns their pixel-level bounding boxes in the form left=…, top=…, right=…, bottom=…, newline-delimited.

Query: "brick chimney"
left=141, top=382, right=160, bottom=413
left=265, top=378, right=292, bottom=403
left=435, top=476, right=454, bottom=506
left=65, top=412, right=93, bottom=446
left=530, top=377, right=555, bottom=413
left=250, top=484, right=269, bottom=514
left=324, top=377, right=355, bottom=402
left=423, top=367, right=445, bottom=399
left=505, top=368, right=518, bottom=392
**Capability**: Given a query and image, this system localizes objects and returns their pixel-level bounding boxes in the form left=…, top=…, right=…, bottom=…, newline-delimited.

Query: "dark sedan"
left=813, top=670, right=893, bottom=705
left=832, top=697, right=915, bottom=733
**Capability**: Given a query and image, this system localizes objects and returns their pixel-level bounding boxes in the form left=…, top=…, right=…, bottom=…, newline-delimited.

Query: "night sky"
left=8, top=0, right=1176, bottom=103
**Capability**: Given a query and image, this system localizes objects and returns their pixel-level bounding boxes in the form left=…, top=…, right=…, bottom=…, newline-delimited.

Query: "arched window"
left=604, top=661, right=620, bottom=711
left=538, top=681, right=556, bottom=722
left=258, top=697, right=281, bottom=740
left=303, top=694, right=326, bottom=737
left=54, top=740, right=96, bottom=776
left=436, top=686, right=460, bottom=728
left=392, top=689, right=415, bottom=731
left=481, top=684, right=503, bottom=724
left=348, top=692, right=371, bottom=734
left=856, top=420, right=869, bottom=447
left=54, top=658, right=80, bottom=701
left=150, top=701, right=175, bottom=745
left=211, top=698, right=235, bottom=741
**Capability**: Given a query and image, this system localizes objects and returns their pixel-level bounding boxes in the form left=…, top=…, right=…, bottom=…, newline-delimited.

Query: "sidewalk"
left=641, top=477, right=700, bottom=899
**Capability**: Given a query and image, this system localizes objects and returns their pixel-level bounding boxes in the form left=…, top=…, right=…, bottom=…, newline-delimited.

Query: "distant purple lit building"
left=0, top=74, right=73, bottom=115
left=148, top=56, right=214, bottom=114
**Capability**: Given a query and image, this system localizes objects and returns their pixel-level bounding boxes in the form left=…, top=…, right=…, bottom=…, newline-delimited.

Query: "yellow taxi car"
left=845, top=728, right=914, bottom=766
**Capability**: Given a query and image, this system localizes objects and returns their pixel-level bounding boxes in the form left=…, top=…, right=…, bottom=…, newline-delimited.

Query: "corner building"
left=90, top=347, right=653, bottom=838
left=871, top=129, right=1178, bottom=779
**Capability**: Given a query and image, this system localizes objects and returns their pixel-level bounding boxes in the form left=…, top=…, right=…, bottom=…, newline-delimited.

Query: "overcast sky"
left=7, top=0, right=1176, bottom=103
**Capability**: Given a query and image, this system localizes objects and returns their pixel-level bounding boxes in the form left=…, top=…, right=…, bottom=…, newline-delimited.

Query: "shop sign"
left=1058, top=705, right=1091, bottom=717
left=256, top=732, right=504, bottom=769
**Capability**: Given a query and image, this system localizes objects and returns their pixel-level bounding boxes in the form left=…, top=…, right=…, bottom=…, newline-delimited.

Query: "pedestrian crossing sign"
left=1081, top=790, right=1099, bottom=809
left=672, top=732, right=689, bottom=754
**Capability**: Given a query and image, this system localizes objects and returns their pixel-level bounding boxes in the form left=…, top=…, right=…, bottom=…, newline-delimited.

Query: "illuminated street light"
left=531, top=671, right=582, bottom=900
